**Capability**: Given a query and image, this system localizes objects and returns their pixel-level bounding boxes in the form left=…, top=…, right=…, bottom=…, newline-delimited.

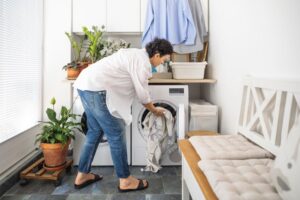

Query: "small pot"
left=78, top=61, right=91, bottom=72
left=67, top=68, right=80, bottom=80
left=40, top=140, right=70, bottom=171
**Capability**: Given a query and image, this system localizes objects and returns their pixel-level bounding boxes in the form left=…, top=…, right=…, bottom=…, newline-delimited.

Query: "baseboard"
left=0, top=149, right=42, bottom=197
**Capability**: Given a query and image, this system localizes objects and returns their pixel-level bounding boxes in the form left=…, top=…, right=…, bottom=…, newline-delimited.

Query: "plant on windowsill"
left=35, top=97, right=82, bottom=171
left=62, top=32, right=90, bottom=80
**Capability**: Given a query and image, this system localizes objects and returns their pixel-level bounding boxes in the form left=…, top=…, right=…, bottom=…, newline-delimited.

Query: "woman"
left=73, top=38, right=173, bottom=192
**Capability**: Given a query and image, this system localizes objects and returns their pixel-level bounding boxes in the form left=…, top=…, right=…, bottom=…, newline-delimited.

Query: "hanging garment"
left=173, top=0, right=207, bottom=53
left=142, top=0, right=196, bottom=47
left=142, top=108, right=175, bottom=172
left=200, top=0, right=208, bottom=32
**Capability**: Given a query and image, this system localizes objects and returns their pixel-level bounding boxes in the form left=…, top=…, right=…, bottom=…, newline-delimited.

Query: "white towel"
left=142, top=107, right=174, bottom=172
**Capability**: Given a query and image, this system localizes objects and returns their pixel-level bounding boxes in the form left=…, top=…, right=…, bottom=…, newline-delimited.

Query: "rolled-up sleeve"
left=130, top=61, right=152, bottom=104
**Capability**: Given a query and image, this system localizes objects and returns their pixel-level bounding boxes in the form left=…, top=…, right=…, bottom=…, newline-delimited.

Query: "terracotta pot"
left=79, top=61, right=91, bottom=72
left=40, top=140, right=70, bottom=171
left=67, top=68, right=80, bottom=80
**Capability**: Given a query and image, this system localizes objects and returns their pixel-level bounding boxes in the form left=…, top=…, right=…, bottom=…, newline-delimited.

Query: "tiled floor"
left=0, top=166, right=182, bottom=200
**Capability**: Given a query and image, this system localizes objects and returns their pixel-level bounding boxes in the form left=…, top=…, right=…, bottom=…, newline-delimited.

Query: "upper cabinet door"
left=72, top=0, right=107, bottom=32
left=107, top=0, right=140, bottom=32
left=140, top=0, right=148, bottom=32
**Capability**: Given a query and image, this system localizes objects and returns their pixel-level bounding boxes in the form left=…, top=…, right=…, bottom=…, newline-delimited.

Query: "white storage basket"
left=189, top=99, right=218, bottom=132
left=171, top=62, right=207, bottom=79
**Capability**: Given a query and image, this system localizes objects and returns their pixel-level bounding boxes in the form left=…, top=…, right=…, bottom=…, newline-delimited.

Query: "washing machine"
left=132, top=85, right=189, bottom=166
left=72, top=90, right=131, bottom=166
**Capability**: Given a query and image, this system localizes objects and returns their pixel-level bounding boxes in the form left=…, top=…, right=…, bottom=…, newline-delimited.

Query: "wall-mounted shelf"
left=149, top=79, right=216, bottom=84
left=65, top=78, right=217, bottom=84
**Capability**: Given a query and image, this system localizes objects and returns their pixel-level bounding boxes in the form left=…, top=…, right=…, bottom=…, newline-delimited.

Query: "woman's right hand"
left=143, top=102, right=166, bottom=116
left=153, top=107, right=166, bottom=116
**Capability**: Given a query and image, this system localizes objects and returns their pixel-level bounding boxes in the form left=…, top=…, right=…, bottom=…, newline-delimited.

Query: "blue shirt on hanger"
left=142, top=0, right=196, bottom=47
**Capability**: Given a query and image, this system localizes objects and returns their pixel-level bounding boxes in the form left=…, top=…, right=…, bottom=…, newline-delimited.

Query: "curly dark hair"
left=145, top=38, right=173, bottom=58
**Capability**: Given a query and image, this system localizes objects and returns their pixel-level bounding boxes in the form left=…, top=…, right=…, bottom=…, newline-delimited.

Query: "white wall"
left=204, top=0, right=300, bottom=134
left=43, top=0, right=143, bottom=113
left=43, top=0, right=72, bottom=117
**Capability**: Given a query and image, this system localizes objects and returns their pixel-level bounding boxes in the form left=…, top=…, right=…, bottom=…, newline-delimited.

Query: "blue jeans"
left=77, top=89, right=130, bottom=178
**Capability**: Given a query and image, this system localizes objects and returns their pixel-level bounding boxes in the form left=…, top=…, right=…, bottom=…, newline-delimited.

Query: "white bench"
left=179, top=77, right=300, bottom=200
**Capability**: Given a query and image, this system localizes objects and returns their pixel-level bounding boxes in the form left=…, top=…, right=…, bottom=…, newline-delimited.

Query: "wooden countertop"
left=149, top=79, right=216, bottom=84
left=65, top=78, right=217, bottom=84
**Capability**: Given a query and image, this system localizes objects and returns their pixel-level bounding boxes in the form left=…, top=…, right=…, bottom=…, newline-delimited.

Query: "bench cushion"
left=199, top=159, right=281, bottom=200
left=189, top=134, right=273, bottom=160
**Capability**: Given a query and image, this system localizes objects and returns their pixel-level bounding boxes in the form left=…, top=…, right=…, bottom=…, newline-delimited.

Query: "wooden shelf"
left=149, top=79, right=216, bottom=84
left=65, top=78, right=216, bottom=84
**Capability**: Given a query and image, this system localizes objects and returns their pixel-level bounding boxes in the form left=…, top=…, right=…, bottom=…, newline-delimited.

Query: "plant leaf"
left=46, top=108, right=58, bottom=123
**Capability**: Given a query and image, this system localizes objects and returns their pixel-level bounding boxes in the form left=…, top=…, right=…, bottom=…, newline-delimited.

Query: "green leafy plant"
left=82, top=25, right=131, bottom=63
left=62, top=32, right=88, bottom=70
left=99, top=39, right=130, bottom=60
left=82, top=26, right=105, bottom=63
left=35, top=97, right=82, bottom=145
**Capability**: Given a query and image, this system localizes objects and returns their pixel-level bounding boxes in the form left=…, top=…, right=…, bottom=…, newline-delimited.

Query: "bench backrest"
left=238, top=76, right=300, bottom=155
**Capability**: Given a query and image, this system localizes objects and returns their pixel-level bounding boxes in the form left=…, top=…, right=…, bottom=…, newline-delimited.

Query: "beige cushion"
left=189, top=134, right=273, bottom=160
left=199, top=159, right=281, bottom=200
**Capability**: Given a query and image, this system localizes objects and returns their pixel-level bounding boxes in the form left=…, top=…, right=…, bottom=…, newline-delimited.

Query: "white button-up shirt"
left=73, top=48, right=152, bottom=125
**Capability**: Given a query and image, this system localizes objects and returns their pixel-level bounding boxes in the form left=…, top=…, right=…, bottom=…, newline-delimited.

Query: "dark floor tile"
left=175, top=166, right=182, bottom=176
left=146, top=177, right=164, bottom=194
left=52, top=175, right=92, bottom=195
left=130, top=166, right=180, bottom=178
left=155, top=167, right=178, bottom=177
left=5, top=179, right=56, bottom=195
left=66, top=194, right=108, bottom=200
left=161, top=176, right=181, bottom=194
left=121, top=177, right=164, bottom=195
left=1, top=166, right=182, bottom=199
left=110, top=194, right=145, bottom=200
left=93, top=176, right=165, bottom=195
left=91, top=176, right=119, bottom=194
left=129, top=168, right=160, bottom=179
left=28, top=194, right=67, bottom=200
left=73, top=166, right=114, bottom=177
left=146, top=194, right=181, bottom=200
left=0, top=195, right=30, bottom=200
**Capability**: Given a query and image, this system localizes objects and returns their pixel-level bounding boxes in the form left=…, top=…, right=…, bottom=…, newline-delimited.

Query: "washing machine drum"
left=81, top=112, right=107, bottom=143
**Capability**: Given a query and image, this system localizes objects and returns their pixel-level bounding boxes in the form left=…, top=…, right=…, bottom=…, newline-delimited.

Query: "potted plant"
left=98, top=38, right=131, bottom=60
left=62, top=32, right=90, bottom=79
left=83, top=26, right=131, bottom=63
left=63, top=26, right=131, bottom=79
left=35, top=97, right=81, bottom=171
left=82, top=25, right=105, bottom=63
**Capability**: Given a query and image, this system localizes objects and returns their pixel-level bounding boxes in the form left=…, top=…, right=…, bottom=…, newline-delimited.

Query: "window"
left=0, top=0, right=43, bottom=143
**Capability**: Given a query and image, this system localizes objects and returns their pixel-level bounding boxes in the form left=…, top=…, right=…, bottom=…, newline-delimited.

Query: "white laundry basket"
left=189, top=99, right=218, bottom=132
left=171, top=62, right=207, bottom=79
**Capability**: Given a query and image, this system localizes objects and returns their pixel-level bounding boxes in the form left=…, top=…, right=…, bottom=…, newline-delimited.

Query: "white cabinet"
left=72, top=0, right=106, bottom=32
left=140, top=0, right=148, bottom=32
left=106, top=0, right=140, bottom=32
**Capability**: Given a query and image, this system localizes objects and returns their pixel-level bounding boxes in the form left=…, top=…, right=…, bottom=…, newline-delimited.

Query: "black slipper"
left=74, top=173, right=103, bottom=189
left=118, top=179, right=149, bottom=193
